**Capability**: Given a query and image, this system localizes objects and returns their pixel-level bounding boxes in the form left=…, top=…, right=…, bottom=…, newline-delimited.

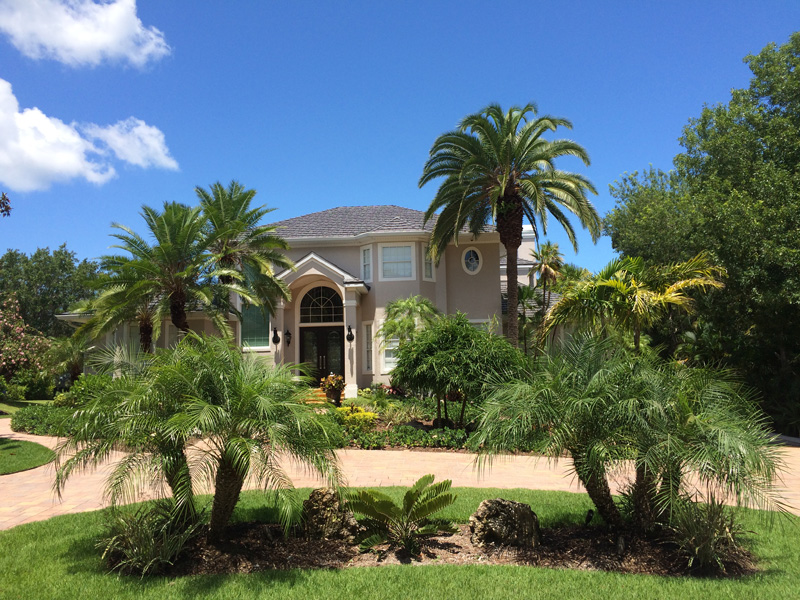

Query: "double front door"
left=300, top=326, right=344, bottom=381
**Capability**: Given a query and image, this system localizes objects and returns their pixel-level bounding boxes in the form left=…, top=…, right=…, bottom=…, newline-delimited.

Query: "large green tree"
left=603, top=33, right=800, bottom=433
left=0, top=245, right=99, bottom=337
left=420, top=103, right=600, bottom=347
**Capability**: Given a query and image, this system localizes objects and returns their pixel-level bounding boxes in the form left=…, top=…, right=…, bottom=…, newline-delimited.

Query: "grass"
left=0, top=438, right=54, bottom=475
left=0, top=399, right=51, bottom=418
left=0, top=488, right=798, bottom=600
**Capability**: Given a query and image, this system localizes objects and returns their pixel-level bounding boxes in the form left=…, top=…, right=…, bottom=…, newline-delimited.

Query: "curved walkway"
left=1, top=419, right=798, bottom=531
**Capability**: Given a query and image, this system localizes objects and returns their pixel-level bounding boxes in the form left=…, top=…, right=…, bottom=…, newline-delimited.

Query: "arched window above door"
left=300, top=286, right=343, bottom=323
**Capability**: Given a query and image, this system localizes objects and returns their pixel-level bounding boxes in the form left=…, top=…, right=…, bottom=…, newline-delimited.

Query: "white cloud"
left=84, top=118, right=178, bottom=170
left=0, top=0, right=170, bottom=68
left=0, top=78, right=178, bottom=192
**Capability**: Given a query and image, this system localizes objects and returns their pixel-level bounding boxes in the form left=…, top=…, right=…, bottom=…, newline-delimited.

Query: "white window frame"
left=363, top=321, right=373, bottom=373
left=382, top=335, right=400, bottom=374
left=360, top=245, right=372, bottom=283
left=378, top=242, right=416, bottom=281
left=423, top=245, right=435, bottom=282
left=462, top=246, right=483, bottom=275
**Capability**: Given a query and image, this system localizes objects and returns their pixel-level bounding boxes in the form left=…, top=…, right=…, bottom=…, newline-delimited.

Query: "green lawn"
left=0, top=488, right=797, bottom=600
left=0, top=438, right=54, bottom=474
left=0, top=399, right=51, bottom=418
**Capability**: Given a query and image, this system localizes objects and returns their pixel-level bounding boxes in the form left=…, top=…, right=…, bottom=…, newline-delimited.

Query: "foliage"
left=477, top=332, right=784, bottom=531
left=531, top=240, right=564, bottom=320
left=391, top=313, right=522, bottom=427
left=668, top=496, right=749, bottom=574
left=11, top=404, right=79, bottom=436
left=333, top=405, right=377, bottom=433
left=0, top=191, right=10, bottom=217
left=45, top=334, right=93, bottom=384
left=602, top=34, right=800, bottom=434
left=0, top=438, right=54, bottom=475
left=0, top=245, right=99, bottom=337
left=320, top=373, right=345, bottom=393
left=376, top=295, right=441, bottom=345
left=0, top=294, right=50, bottom=383
left=52, top=373, right=113, bottom=408
left=10, top=368, right=54, bottom=400
left=98, top=501, right=202, bottom=577
left=0, top=378, right=26, bottom=403
left=545, top=253, right=724, bottom=351
left=347, top=474, right=457, bottom=554
left=420, top=102, right=600, bottom=346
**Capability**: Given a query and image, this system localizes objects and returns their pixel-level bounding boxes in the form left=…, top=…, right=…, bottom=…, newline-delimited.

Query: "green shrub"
left=0, top=379, right=26, bottom=403
left=668, top=496, right=749, bottom=573
left=334, top=405, right=378, bottom=433
left=10, top=369, right=54, bottom=400
left=10, top=405, right=78, bottom=436
left=98, top=501, right=202, bottom=577
left=52, top=373, right=113, bottom=407
left=347, top=474, right=457, bottom=554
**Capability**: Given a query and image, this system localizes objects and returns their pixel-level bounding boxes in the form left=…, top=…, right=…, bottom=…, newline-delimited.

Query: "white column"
left=273, top=300, right=285, bottom=364
left=343, top=294, right=358, bottom=398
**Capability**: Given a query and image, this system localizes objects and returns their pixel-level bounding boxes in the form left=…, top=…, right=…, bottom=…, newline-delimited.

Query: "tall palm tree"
left=531, top=241, right=564, bottom=319
left=102, top=202, right=241, bottom=337
left=195, top=180, right=293, bottom=318
left=420, top=103, right=600, bottom=346
left=546, top=252, right=725, bottom=352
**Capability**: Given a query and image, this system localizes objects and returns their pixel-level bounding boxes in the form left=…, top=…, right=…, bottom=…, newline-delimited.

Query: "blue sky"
left=1, top=1, right=798, bottom=273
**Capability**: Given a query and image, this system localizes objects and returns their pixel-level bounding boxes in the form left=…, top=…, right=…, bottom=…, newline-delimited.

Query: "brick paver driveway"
left=2, top=419, right=798, bottom=530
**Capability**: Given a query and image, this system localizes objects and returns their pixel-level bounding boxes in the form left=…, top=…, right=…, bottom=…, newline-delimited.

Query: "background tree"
left=531, top=240, right=564, bottom=319
left=0, top=192, right=10, bottom=217
left=0, top=245, right=99, bottom=337
left=419, top=103, right=600, bottom=347
left=603, top=33, right=800, bottom=433
left=0, top=294, right=50, bottom=383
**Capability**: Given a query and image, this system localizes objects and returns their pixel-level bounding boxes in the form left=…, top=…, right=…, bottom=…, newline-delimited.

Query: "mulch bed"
left=168, top=523, right=756, bottom=578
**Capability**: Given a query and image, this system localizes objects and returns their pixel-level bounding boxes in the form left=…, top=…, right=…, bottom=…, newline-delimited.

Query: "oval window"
left=463, top=248, right=482, bottom=275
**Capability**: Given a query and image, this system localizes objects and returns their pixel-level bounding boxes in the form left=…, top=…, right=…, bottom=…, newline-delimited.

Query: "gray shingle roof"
left=270, top=206, right=435, bottom=238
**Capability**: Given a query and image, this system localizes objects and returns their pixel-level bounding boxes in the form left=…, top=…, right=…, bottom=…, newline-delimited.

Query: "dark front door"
left=300, top=326, right=344, bottom=382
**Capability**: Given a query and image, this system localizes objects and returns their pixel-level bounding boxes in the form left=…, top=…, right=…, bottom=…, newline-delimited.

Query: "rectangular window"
left=380, top=244, right=414, bottom=280
left=361, top=246, right=372, bottom=282
left=364, top=322, right=373, bottom=372
left=383, top=336, right=399, bottom=372
left=423, top=246, right=434, bottom=281
left=241, top=304, right=271, bottom=348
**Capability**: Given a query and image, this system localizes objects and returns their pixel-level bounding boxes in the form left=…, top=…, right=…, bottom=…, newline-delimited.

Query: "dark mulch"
left=167, top=523, right=756, bottom=578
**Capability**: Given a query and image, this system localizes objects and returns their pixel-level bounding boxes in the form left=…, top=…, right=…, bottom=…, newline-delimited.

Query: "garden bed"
left=168, top=523, right=755, bottom=578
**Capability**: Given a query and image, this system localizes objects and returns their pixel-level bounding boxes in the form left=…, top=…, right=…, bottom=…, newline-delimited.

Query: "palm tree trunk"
left=505, top=244, right=520, bottom=347
left=573, top=453, right=623, bottom=529
left=497, top=200, right=524, bottom=348
left=162, top=448, right=197, bottom=525
left=170, top=290, right=190, bottom=332
left=209, top=461, right=245, bottom=539
left=139, top=319, right=153, bottom=353
left=632, top=461, right=656, bottom=530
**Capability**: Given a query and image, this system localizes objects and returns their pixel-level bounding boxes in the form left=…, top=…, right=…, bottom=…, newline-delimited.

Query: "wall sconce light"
left=346, top=325, right=355, bottom=342
left=272, top=327, right=281, bottom=345
left=284, top=330, right=292, bottom=346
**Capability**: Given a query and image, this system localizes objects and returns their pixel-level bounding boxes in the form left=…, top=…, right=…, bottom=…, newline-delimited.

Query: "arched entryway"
left=298, top=286, right=344, bottom=381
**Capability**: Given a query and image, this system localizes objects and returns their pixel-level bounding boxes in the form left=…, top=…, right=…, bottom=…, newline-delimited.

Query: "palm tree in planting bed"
left=420, top=103, right=600, bottom=346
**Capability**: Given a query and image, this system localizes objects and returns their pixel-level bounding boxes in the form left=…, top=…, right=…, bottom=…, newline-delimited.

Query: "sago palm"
left=420, top=103, right=600, bottom=346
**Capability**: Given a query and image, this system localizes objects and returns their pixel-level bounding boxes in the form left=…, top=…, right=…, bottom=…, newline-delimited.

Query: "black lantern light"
left=272, top=327, right=281, bottom=345
left=285, top=329, right=292, bottom=346
left=346, top=325, right=355, bottom=342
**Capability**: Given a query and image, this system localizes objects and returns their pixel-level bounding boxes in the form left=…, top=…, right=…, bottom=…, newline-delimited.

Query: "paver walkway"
left=1, top=418, right=798, bottom=530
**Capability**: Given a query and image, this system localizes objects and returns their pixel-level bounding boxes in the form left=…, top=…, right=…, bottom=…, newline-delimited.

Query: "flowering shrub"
left=0, top=295, right=50, bottom=383
left=320, top=374, right=345, bottom=393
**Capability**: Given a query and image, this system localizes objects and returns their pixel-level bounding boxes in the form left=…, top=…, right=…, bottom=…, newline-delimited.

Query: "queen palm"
left=195, top=180, right=293, bottom=317
left=531, top=240, right=564, bottom=319
left=420, top=103, right=600, bottom=346
left=546, top=252, right=725, bottom=352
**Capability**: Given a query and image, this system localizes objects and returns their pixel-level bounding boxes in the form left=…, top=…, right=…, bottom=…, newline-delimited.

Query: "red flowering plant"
left=0, top=294, right=50, bottom=383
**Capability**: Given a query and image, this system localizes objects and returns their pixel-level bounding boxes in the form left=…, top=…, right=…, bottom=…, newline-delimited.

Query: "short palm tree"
left=420, top=103, right=600, bottom=346
left=376, top=294, right=441, bottom=345
left=195, top=180, right=293, bottom=317
left=546, top=252, right=725, bottom=352
left=531, top=241, right=564, bottom=319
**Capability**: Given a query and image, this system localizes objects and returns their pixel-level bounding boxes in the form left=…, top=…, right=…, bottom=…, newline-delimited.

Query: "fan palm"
left=546, top=252, right=725, bottom=351
left=420, top=103, right=600, bottom=346
left=195, top=180, right=293, bottom=318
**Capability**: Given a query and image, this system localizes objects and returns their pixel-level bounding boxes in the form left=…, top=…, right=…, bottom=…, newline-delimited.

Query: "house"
left=59, top=205, right=504, bottom=399
left=245, top=205, right=503, bottom=398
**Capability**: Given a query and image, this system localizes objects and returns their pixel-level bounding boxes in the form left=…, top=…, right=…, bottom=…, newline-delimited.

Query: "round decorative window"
left=462, top=247, right=482, bottom=275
